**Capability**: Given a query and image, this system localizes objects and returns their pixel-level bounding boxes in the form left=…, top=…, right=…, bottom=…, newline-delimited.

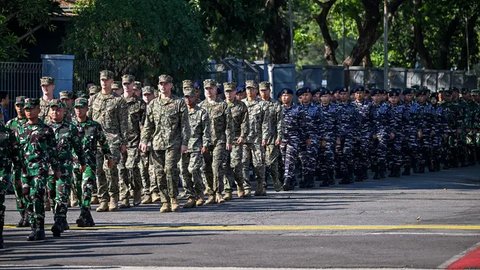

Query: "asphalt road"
left=1, top=165, right=479, bottom=269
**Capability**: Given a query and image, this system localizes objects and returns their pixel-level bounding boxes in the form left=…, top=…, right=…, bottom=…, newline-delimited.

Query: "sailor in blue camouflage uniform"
left=296, top=87, right=323, bottom=188
left=335, top=87, right=359, bottom=184
left=429, top=91, right=447, bottom=171
left=279, top=88, right=307, bottom=190
left=415, top=88, right=435, bottom=173
left=316, top=87, right=337, bottom=186
left=386, top=88, right=406, bottom=177
left=438, top=89, right=455, bottom=169
left=401, top=88, right=419, bottom=175
left=351, top=85, right=372, bottom=181
left=369, top=89, right=391, bottom=179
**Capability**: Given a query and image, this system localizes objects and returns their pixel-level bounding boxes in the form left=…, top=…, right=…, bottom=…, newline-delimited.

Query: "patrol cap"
left=259, top=81, right=271, bottom=91
left=183, top=80, right=194, bottom=90
left=122, top=74, right=135, bottom=84
left=40, top=76, right=54, bottom=86
left=158, top=74, right=173, bottom=83
left=370, top=88, right=382, bottom=96
left=337, top=87, right=349, bottom=93
left=415, top=89, right=428, bottom=96
left=112, top=81, right=121, bottom=90
left=133, top=81, right=142, bottom=89
left=76, top=91, right=89, bottom=99
left=223, top=82, right=237, bottom=92
left=89, top=85, right=100, bottom=95
left=245, top=80, right=258, bottom=89
left=279, top=88, right=294, bottom=96
left=403, top=88, right=413, bottom=95
left=59, top=91, right=72, bottom=100
left=296, top=86, right=312, bottom=97
left=49, top=99, right=66, bottom=108
left=388, top=88, right=401, bottom=97
left=318, top=87, right=331, bottom=96
left=203, top=79, right=217, bottom=88
left=351, top=85, right=365, bottom=93
left=142, top=86, right=155, bottom=95
left=24, top=98, right=40, bottom=109
left=100, top=70, right=114, bottom=80
left=15, top=96, right=26, bottom=105
left=74, top=97, right=89, bottom=108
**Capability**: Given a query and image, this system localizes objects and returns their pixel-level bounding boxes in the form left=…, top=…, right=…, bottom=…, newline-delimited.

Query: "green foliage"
left=63, top=0, right=208, bottom=82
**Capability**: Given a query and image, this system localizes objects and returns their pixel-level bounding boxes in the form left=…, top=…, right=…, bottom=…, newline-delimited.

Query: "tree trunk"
left=264, top=0, right=291, bottom=64
left=458, top=13, right=479, bottom=70
left=412, top=0, right=433, bottom=69
left=437, top=17, right=460, bottom=69
left=314, top=0, right=338, bottom=65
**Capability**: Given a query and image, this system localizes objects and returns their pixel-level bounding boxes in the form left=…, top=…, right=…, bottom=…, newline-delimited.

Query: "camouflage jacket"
left=261, top=98, right=283, bottom=145
left=319, top=102, right=338, bottom=141
left=15, top=120, right=59, bottom=175
left=186, top=105, right=211, bottom=152
left=242, top=98, right=269, bottom=144
left=73, top=117, right=112, bottom=169
left=199, top=98, right=233, bottom=146
left=0, top=123, right=19, bottom=174
left=89, top=92, right=128, bottom=145
left=48, top=120, right=86, bottom=166
left=336, top=102, right=360, bottom=138
left=6, top=117, right=27, bottom=134
left=141, top=95, right=190, bottom=150
left=226, top=99, right=249, bottom=144
left=300, top=102, right=324, bottom=144
left=281, top=104, right=307, bottom=145
left=124, top=96, right=146, bottom=148
left=39, top=97, right=54, bottom=122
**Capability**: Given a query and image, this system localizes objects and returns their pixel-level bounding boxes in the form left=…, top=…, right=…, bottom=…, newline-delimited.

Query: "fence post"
left=41, top=54, right=75, bottom=97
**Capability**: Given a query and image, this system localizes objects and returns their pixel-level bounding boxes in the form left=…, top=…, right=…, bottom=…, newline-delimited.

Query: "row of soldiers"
left=0, top=70, right=479, bottom=247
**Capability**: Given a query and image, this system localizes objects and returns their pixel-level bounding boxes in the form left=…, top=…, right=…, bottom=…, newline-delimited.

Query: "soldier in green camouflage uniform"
left=0, top=109, right=19, bottom=248
left=471, top=89, right=480, bottom=162
left=223, top=82, right=248, bottom=200
left=133, top=81, right=142, bottom=98
left=462, top=89, right=477, bottom=165
left=89, top=70, right=128, bottom=212
left=16, top=98, right=59, bottom=241
left=47, top=99, right=86, bottom=237
left=199, top=79, right=233, bottom=205
left=259, top=81, right=283, bottom=192
left=59, top=91, right=75, bottom=122
left=242, top=80, right=269, bottom=196
left=119, top=74, right=146, bottom=208
left=180, top=80, right=211, bottom=208
left=5, top=96, right=29, bottom=227
left=139, top=86, right=161, bottom=204
left=73, top=98, right=113, bottom=227
left=140, top=74, right=190, bottom=213
left=39, top=76, right=56, bottom=122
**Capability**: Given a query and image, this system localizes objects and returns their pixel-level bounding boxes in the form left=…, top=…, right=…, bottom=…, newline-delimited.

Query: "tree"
left=0, top=0, right=61, bottom=61
left=63, top=0, right=208, bottom=82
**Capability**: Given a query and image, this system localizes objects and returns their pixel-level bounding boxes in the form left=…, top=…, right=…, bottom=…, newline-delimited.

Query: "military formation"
left=0, top=70, right=480, bottom=248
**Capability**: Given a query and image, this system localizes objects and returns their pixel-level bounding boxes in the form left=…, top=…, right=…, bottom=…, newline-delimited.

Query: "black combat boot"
left=27, top=222, right=37, bottom=241
left=0, top=224, right=3, bottom=249
left=36, top=219, right=45, bottom=240
left=51, top=217, right=63, bottom=237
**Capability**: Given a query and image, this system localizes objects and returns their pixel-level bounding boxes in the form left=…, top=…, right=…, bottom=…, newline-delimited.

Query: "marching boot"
left=17, top=210, right=28, bottom=228
left=76, top=207, right=95, bottom=227
left=27, top=221, right=37, bottom=241
left=51, top=217, right=64, bottom=237
left=36, top=219, right=45, bottom=240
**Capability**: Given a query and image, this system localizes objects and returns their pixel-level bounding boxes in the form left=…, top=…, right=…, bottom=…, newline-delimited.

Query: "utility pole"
left=383, top=0, right=389, bottom=90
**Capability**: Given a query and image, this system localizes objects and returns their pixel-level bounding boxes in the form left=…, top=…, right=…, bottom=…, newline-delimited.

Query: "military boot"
left=215, top=193, right=225, bottom=204
left=84, top=208, right=95, bottom=226
left=108, top=196, right=118, bottom=211
left=76, top=208, right=88, bottom=227
left=204, top=194, right=215, bottom=205
left=159, top=202, right=170, bottom=213
left=51, top=217, right=64, bottom=237
left=183, top=198, right=196, bottom=208
left=16, top=210, right=29, bottom=228
left=236, top=186, right=245, bottom=198
left=254, top=186, right=267, bottom=196
left=27, top=222, right=37, bottom=241
left=223, top=192, right=232, bottom=201
left=141, top=194, right=152, bottom=204
left=170, top=198, right=179, bottom=212
left=91, top=195, right=99, bottom=205
left=151, top=192, right=161, bottom=202
left=118, top=198, right=130, bottom=209
left=133, top=190, right=142, bottom=207
left=195, top=197, right=204, bottom=206
left=243, top=189, right=252, bottom=197
left=36, top=219, right=45, bottom=240
left=0, top=224, right=3, bottom=249
left=96, top=201, right=109, bottom=212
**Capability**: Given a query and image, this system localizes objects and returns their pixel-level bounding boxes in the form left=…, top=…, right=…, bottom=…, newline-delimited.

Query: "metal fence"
left=301, top=65, right=478, bottom=91
left=0, top=62, right=43, bottom=120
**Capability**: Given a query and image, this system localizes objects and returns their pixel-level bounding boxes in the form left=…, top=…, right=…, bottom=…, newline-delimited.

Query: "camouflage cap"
left=245, top=80, right=258, bottom=89
left=100, top=70, right=114, bottom=80
left=112, top=81, right=121, bottom=90
left=158, top=74, right=173, bottom=83
left=15, top=96, right=26, bottom=105
left=259, top=81, right=271, bottom=90
left=203, top=79, right=217, bottom=88
left=122, top=74, right=135, bottom=84
left=59, top=91, right=72, bottom=100
left=76, top=91, right=89, bottom=99
left=89, top=85, right=100, bottom=94
left=183, top=80, right=194, bottom=90
left=133, top=81, right=142, bottom=90
left=74, top=97, right=89, bottom=108
left=49, top=99, right=66, bottom=108
left=24, top=98, right=40, bottom=109
left=40, top=76, right=55, bottom=86
left=183, top=88, right=195, bottom=97
left=142, top=86, right=155, bottom=95
left=223, top=82, right=237, bottom=92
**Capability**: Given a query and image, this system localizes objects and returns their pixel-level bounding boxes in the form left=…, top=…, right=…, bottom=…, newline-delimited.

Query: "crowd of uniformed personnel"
left=0, top=70, right=479, bottom=247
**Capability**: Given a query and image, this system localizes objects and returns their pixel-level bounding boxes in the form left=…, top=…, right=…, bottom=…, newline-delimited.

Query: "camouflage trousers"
left=318, top=140, right=335, bottom=175
left=242, top=143, right=266, bottom=192
left=298, top=143, right=318, bottom=186
left=202, top=144, right=226, bottom=195
left=0, top=170, right=8, bottom=226
left=371, top=132, right=388, bottom=168
left=353, top=134, right=371, bottom=175
left=22, top=164, right=49, bottom=224
left=387, top=133, right=404, bottom=167
left=48, top=163, right=73, bottom=219
left=264, top=144, right=282, bottom=191
left=96, top=144, right=121, bottom=203
left=403, top=131, right=419, bottom=169
left=12, top=167, right=26, bottom=215
left=224, top=144, right=245, bottom=193
left=139, top=151, right=157, bottom=196
left=335, top=136, right=354, bottom=177
left=150, top=148, right=181, bottom=203
left=74, top=165, right=97, bottom=209
left=180, top=151, right=205, bottom=199
left=119, top=147, right=142, bottom=201
left=280, top=142, right=298, bottom=186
